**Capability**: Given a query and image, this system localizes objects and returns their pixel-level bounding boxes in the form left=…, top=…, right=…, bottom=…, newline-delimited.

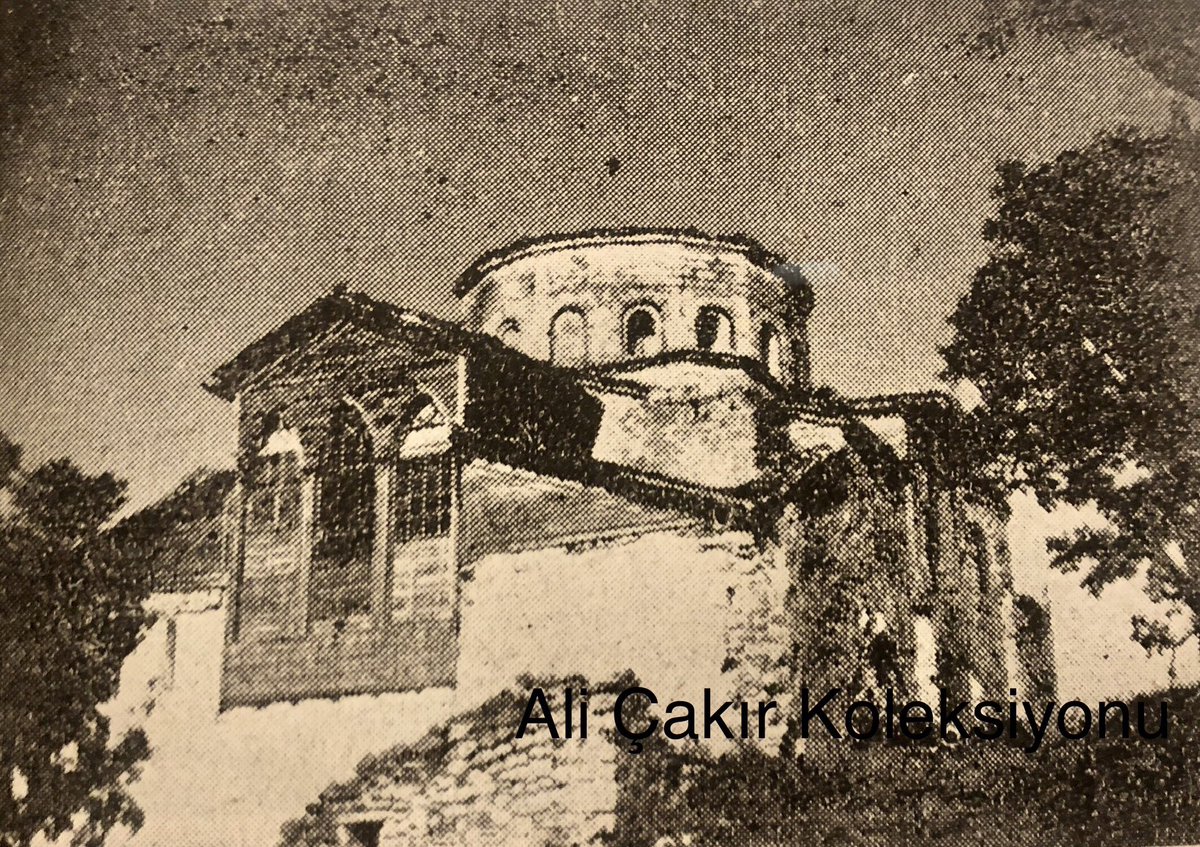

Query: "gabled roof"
left=204, top=288, right=514, bottom=401
left=200, top=288, right=933, bottom=534
left=106, top=468, right=236, bottom=592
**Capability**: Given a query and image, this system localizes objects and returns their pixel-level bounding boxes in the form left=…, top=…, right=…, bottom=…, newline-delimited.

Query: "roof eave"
left=454, top=226, right=789, bottom=297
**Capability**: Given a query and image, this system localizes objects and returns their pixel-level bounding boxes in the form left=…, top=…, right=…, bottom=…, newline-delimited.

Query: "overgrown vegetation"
left=942, top=125, right=1200, bottom=657
left=607, top=685, right=1200, bottom=847
left=0, top=433, right=152, bottom=847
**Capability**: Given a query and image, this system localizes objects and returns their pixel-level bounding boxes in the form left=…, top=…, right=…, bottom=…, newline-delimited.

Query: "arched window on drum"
left=695, top=306, right=734, bottom=353
left=624, top=304, right=663, bottom=357
left=549, top=307, right=588, bottom=365
left=760, top=323, right=783, bottom=378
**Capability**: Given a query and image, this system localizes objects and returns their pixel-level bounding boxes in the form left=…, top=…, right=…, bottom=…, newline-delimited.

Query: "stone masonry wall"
left=457, top=523, right=795, bottom=742
left=315, top=684, right=624, bottom=847
left=111, top=493, right=801, bottom=847
left=716, top=533, right=794, bottom=752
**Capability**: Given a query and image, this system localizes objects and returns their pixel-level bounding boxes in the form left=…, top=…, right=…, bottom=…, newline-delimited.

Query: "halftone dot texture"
left=3, top=1, right=1200, bottom=845
left=2, top=0, right=1195, bottom=511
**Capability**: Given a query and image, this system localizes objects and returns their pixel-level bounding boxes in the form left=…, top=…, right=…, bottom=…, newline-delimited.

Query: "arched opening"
left=911, top=614, right=938, bottom=704
left=549, top=307, right=588, bottom=365
left=393, top=396, right=455, bottom=621
left=397, top=394, right=451, bottom=458
left=1014, top=594, right=1057, bottom=700
left=495, top=317, right=520, bottom=345
left=866, top=630, right=903, bottom=691
left=695, top=306, right=734, bottom=353
left=760, top=323, right=782, bottom=378
left=311, top=402, right=375, bottom=621
left=965, top=523, right=991, bottom=597
left=624, top=305, right=662, bottom=357
left=395, top=394, right=453, bottom=543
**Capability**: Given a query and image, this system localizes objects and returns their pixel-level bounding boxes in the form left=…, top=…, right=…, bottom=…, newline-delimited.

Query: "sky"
left=1, top=0, right=1197, bottom=514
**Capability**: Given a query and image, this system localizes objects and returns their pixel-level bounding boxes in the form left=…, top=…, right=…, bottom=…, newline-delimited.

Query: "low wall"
left=312, top=683, right=625, bottom=847
left=104, top=596, right=457, bottom=847
left=457, top=525, right=792, bottom=747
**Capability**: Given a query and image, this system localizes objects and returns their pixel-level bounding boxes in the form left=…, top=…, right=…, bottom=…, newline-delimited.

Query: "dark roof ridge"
left=847, top=390, right=961, bottom=416
left=576, top=348, right=790, bottom=396
left=204, top=289, right=529, bottom=401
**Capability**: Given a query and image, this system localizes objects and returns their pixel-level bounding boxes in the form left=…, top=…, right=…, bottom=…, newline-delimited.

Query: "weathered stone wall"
left=589, top=368, right=765, bottom=490
left=320, top=541, right=802, bottom=845
left=458, top=518, right=794, bottom=738
left=109, top=379, right=1038, bottom=847
left=325, top=684, right=624, bottom=847
left=717, top=533, right=794, bottom=750
left=106, top=490, right=799, bottom=847
left=308, top=468, right=1026, bottom=839
left=771, top=450, right=1031, bottom=767
left=963, top=504, right=1018, bottom=699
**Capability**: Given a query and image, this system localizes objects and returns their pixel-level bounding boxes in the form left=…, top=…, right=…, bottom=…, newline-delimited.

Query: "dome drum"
left=459, top=230, right=814, bottom=388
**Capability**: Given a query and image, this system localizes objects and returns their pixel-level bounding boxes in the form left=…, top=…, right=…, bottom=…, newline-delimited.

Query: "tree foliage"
left=0, top=432, right=151, bottom=847
left=942, top=125, right=1200, bottom=653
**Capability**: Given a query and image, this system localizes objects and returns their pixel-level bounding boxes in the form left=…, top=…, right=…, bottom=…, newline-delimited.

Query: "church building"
left=110, top=228, right=1056, bottom=847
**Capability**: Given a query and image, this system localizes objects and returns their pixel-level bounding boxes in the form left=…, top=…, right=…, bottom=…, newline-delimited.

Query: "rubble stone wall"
left=323, top=685, right=625, bottom=847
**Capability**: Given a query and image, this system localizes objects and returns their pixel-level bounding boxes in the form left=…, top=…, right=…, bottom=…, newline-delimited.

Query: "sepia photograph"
left=1, top=0, right=1199, bottom=845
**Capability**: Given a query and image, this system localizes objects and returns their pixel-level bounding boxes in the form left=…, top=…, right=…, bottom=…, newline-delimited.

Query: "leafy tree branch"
left=0, top=432, right=151, bottom=847
left=942, top=126, right=1200, bottom=654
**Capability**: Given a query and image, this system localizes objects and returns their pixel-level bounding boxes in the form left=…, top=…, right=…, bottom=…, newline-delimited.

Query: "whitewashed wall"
left=1008, top=491, right=1200, bottom=698
left=102, top=526, right=787, bottom=847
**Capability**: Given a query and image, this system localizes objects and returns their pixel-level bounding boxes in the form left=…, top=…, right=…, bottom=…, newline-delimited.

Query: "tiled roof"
left=106, top=468, right=236, bottom=592
left=205, top=289, right=510, bottom=401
